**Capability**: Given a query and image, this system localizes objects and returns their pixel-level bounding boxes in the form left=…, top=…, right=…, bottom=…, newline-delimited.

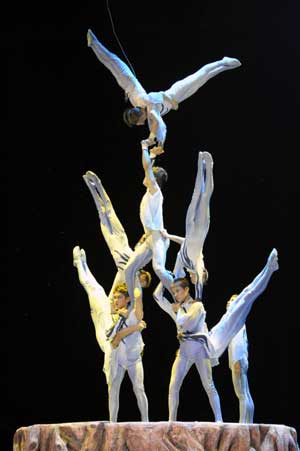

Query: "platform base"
left=13, top=421, right=299, bottom=451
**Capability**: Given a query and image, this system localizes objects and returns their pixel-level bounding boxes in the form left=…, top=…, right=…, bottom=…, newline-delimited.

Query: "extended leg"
left=87, top=29, right=145, bottom=97
left=195, top=357, right=223, bottom=422
left=168, top=352, right=192, bottom=421
left=125, top=239, right=153, bottom=308
left=83, top=171, right=133, bottom=270
left=165, top=57, right=241, bottom=104
left=108, top=364, right=126, bottom=422
left=210, top=249, right=279, bottom=358
left=231, top=361, right=254, bottom=423
left=151, top=231, right=174, bottom=295
left=127, top=360, right=149, bottom=421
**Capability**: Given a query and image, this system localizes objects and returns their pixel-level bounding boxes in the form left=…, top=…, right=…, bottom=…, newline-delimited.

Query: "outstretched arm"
left=161, top=229, right=185, bottom=245
left=153, top=282, right=177, bottom=322
left=148, top=108, right=167, bottom=148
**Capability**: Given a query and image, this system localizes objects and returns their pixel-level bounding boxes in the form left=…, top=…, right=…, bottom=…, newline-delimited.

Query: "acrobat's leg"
left=168, top=352, right=193, bottom=421
left=195, top=357, right=223, bottom=422
left=127, top=360, right=149, bottom=421
left=125, top=239, right=153, bottom=308
left=185, top=152, right=204, bottom=233
left=231, top=361, right=254, bottom=423
left=87, top=29, right=143, bottom=95
left=108, top=365, right=126, bottom=422
left=73, top=246, right=99, bottom=292
left=165, top=57, right=241, bottom=104
left=151, top=232, right=174, bottom=295
left=83, top=171, right=133, bottom=269
left=173, top=250, right=186, bottom=279
left=210, top=249, right=279, bottom=358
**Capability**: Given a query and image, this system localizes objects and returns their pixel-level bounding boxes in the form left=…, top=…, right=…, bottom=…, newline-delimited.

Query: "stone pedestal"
left=13, top=421, right=299, bottom=451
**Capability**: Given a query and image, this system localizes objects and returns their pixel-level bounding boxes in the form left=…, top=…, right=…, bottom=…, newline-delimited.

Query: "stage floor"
left=13, top=420, right=299, bottom=450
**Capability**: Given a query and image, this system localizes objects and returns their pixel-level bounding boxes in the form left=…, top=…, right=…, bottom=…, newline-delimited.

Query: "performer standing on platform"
left=124, top=139, right=174, bottom=306
left=161, top=151, right=213, bottom=300
left=87, top=29, right=241, bottom=149
left=73, top=246, right=149, bottom=422
left=153, top=249, right=279, bottom=421
left=227, top=294, right=254, bottom=423
left=83, top=170, right=151, bottom=307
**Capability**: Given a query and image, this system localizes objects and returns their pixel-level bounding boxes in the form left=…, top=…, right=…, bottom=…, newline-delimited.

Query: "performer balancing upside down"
left=124, top=140, right=174, bottom=307
left=162, top=151, right=213, bottom=300
left=227, top=294, right=254, bottom=423
left=73, top=246, right=149, bottom=422
left=83, top=170, right=151, bottom=305
left=87, top=29, right=241, bottom=149
left=153, top=248, right=279, bottom=421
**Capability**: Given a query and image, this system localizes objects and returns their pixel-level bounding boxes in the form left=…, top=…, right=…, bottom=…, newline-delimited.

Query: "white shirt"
left=140, top=187, right=164, bottom=233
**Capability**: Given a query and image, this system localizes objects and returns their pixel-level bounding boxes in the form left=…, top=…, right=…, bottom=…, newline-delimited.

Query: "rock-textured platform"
left=13, top=421, right=299, bottom=451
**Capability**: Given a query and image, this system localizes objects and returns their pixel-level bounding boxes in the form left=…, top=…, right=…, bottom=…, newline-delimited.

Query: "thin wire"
left=106, top=0, right=137, bottom=79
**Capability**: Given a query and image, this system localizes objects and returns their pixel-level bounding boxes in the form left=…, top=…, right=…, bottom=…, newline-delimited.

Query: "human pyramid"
left=73, top=29, right=279, bottom=424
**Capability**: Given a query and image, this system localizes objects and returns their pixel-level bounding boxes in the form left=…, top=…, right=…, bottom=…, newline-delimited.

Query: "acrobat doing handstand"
left=87, top=29, right=241, bottom=149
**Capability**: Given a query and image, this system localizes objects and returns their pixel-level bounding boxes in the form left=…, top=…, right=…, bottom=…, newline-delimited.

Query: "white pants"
left=108, top=358, right=149, bottom=422
left=88, top=31, right=239, bottom=108
left=210, top=249, right=278, bottom=358
left=125, top=230, right=173, bottom=305
left=168, top=342, right=222, bottom=422
left=175, top=152, right=214, bottom=300
left=231, top=359, right=254, bottom=423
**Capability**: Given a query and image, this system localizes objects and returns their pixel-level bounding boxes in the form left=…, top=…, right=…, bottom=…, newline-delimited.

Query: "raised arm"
left=141, top=140, right=159, bottom=194
left=153, top=282, right=177, bottom=322
left=161, top=229, right=185, bottom=245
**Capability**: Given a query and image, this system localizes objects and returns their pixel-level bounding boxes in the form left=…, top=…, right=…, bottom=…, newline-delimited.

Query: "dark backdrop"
left=3, top=0, right=300, bottom=449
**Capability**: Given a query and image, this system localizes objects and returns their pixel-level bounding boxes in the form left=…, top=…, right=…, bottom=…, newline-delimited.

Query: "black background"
left=3, top=0, right=300, bottom=449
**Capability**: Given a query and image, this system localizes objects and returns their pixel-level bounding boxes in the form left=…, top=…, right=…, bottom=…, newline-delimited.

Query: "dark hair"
left=153, top=166, right=168, bottom=188
left=173, top=277, right=190, bottom=289
left=138, top=269, right=152, bottom=288
left=203, top=268, right=209, bottom=285
left=114, top=283, right=130, bottom=298
left=123, top=107, right=144, bottom=127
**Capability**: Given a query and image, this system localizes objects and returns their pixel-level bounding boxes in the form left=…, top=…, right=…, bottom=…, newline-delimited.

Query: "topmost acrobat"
left=87, top=29, right=241, bottom=150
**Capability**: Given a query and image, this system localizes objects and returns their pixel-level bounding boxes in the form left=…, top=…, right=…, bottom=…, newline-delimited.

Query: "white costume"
left=174, top=151, right=213, bottom=300
left=125, top=183, right=173, bottom=308
left=153, top=248, right=278, bottom=421
left=87, top=29, right=241, bottom=146
left=228, top=325, right=254, bottom=423
left=83, top=171, right=143, bottom=302
left=73, top=247, right=148, bottom=422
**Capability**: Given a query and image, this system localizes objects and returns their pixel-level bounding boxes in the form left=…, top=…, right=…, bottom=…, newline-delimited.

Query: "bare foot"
left=267, top=248, right=279, bottom=272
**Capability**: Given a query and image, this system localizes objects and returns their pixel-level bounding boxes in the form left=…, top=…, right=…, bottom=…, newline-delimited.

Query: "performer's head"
left=138, top=269, right=152, bottom=288
left=172, top=277, right=190, bottom=303
left=186, top=267, right=208, bottom=285
left=113, top=283, right=131, bottom=309
left=153, top=166, right=168, bottom=188
left=123, top=106, right=147, bottom=127
left=226, top=294, right=238, bottom=310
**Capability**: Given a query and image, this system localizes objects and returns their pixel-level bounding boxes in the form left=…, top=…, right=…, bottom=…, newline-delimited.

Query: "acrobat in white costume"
left=124, top=140, right=174, bottom=308
left=87, top=29, right=241, bottom=147
left=227, top=294, right=254, bottom=423
left=165, top=151, right=213, bottom=300
left=82, top=170, right=151, bottom=303
left=73, top=246, right=149, bottom=422
left=153, top=248, right=279, bottom=421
